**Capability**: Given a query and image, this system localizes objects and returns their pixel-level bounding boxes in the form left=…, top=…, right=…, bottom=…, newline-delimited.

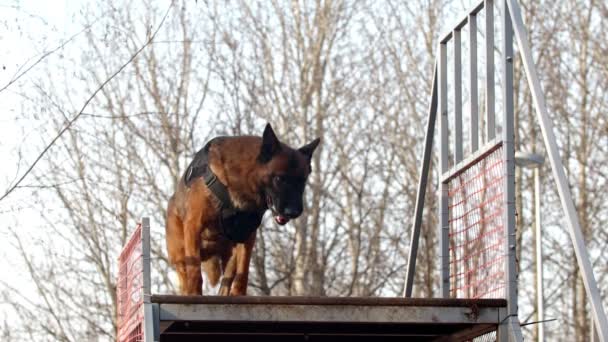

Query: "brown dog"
left=166, top=124, right=320, bottom=295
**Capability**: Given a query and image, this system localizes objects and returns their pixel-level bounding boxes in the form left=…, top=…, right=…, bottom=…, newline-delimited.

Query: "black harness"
left=184, top=140, right=265, bottom=242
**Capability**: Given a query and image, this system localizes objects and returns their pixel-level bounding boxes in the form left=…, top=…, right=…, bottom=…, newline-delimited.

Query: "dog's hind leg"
left=182, top=212, right=203, bottom=295
left=166, top=197, right=188, bottom=294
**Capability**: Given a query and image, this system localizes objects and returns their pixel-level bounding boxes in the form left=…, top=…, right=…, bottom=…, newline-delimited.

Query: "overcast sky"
left=0, top=0, right=90, bottom=324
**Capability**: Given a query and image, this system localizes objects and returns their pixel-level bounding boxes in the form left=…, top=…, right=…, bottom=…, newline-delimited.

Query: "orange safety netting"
left=116, top=223, right=144, bottom=342
left=448, top=146, right=506, bottom=299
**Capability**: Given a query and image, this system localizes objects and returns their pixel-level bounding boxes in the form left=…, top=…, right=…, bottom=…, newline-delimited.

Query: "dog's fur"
left=166, top=124, right=319, bottom=295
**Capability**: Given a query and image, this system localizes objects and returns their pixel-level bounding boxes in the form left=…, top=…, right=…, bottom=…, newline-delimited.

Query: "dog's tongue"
left=275, top=215, right=289, bottom=225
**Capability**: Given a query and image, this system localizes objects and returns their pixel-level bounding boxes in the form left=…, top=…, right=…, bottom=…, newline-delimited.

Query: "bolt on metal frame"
left=403, top=0, right=608, bottom=341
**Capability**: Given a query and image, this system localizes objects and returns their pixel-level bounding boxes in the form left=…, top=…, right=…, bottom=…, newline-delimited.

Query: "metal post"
left=454, top=29, right=463, bottom=163
left=439, top=43, right=450, bottom=298
left=404, top=64, right=438, bottom=297
left=506, top=0, right=608, bottom=340
left=534, top=168, right=544, bottom=342
left=485, top=0, right=495, bottom=141
left=142, top=217, right=152, bottom=299
left=500, top=1, right=524, bottom=340
left=469, top=13, right=479, bottom=153
left=516, top=151, right=545, bottom=341
left=141, top=217, right=158, bottom=342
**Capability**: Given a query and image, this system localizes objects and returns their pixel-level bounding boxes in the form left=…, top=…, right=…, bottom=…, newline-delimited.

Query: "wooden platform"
left=148, top=295, right=505, bottom=341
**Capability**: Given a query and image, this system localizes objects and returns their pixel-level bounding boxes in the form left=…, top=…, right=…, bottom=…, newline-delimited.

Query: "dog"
left=166, top=124, right=320, bottom=295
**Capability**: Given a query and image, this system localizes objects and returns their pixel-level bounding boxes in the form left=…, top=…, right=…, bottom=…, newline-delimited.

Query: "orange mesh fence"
left=116, top=223, right=144, bottom=342
left=448, top=145, right=506, bottom=299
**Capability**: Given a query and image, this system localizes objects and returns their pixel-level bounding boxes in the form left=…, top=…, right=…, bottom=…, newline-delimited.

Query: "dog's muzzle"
left=266, top=194, right=290, bottom=225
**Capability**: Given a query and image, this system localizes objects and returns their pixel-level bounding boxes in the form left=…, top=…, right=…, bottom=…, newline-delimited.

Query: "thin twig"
left=0, top=3, right=174, bottom=203
left=0, top=14, right=104, bottom=94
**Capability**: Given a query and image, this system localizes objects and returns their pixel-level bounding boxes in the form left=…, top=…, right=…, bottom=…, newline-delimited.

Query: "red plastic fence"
left=448, top=146, right=506, bottom=299
left=116, top=223, right=144, bottom=342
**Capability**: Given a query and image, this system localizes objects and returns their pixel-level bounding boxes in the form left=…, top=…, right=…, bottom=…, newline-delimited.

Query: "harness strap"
left=184, top=139, right=265, bottom=243
left=203, top=170, right=232, bottom=210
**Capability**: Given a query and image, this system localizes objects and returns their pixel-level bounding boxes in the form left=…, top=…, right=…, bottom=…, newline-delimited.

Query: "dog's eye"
left=274, top=175, right=284, bottom=184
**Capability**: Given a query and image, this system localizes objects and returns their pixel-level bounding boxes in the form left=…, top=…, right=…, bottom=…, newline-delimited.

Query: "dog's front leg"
left=182, top=216, right=203, bottom=295
left=218, top=231, right=256, bottom=296
left=219, top=248, right=236, bottom=296
left=230, top=231, right=256, bottom=296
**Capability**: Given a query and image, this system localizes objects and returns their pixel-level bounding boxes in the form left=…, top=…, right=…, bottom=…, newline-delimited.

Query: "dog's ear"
left=298, top=138, right=320, bottom=160
left=258, top=123, right=281, bottom=163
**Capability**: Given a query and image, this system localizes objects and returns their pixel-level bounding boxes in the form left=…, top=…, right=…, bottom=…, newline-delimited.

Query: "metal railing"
left=403, top=0, right=608, bottom=341
left=116, top=218, right=155, bottom=342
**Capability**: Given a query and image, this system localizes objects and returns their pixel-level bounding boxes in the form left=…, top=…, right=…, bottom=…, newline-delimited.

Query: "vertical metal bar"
left=535, top=168, right=545, bottom=342
left=485, top=0, right=495, bottom=141
left=507, top=0, right=608, bottom=340
left=404, top=63, right=438, bottom=297
left=440, top=44, right=449, bottom=176
left=141, top=217, right=156, bottom=342
left=143, top=304, right=156, bottom=342
left=142, top=217, right=152, bottom=299
left=152, top=303, right=161, bottom=341
left=439, top=43, right=450, bottom=298
left=454, top=30, right=463, bottom=163
left=500, top=2, right=524, bottom=341
left=593, top=319, right=600, bottom=342
left=469, top=13, right=479, bottom=152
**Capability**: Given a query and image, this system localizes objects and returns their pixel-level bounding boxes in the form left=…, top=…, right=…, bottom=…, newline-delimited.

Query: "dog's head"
left=257, top=123, right=320, bottom=225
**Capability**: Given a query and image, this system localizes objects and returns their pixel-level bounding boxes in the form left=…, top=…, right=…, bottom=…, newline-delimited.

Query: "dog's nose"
left=283, top=207, right=302, bottom=218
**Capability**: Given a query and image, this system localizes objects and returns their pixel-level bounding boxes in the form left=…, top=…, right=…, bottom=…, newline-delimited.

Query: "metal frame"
left=499, top=2, right=523, bottom=338
left=403, top=64, right=437, bottom=297
left=405, top=0, right=608, bottom=340
left=156, top=298, right=503, bottom=324
left=515, top=150, right=545, bottom=341
left=141, top=217, right=160, bottom=342
left=441, top=138, right=501, bottom=184
left=485, top=0, right=495, bottom=141
left=515, top=151, right=545, bottom=342
left=505, top=0, right=608, bottom=339
left=152, top=295, right=507, bottom=340
left=438, top=41, right=450, bottom=298
left=135, top=218, right=507, bottom=340
left=534, top=166, right=544, bottom=342
left=469, top=11, right=479, bottom=153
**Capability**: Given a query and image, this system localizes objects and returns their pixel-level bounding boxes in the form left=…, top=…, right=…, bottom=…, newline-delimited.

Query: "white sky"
left=0, top=0, right=93, bottom=326
left=1, top=0, right=83, bottom=189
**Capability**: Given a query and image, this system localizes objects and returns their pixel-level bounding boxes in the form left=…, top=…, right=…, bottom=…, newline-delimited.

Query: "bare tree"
left=1, top=1, right=607, bottom=341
